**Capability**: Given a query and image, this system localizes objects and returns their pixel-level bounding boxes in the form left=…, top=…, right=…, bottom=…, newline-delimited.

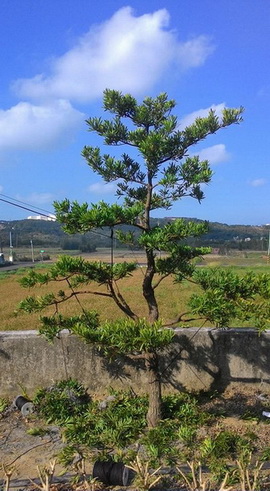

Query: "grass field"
left=0, top=249, right=269, bottom=331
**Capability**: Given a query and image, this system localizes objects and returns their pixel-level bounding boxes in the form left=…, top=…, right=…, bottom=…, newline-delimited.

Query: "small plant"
left=242, top=410, right=260, bottom=422
left=34, top=378, right=90, bottom=423
left=127, top=454, right=162, bottom=491
left=29, top=460, right=56, bottom=491
left=162, top=393, right=211, bottom=426
left=177, top=425, right=197, bottom=448
left=200, top=430, right=256, bottom=461
left=34, top=383, right=148, bottom=452
left=261, top=446, right=270, bottom=461
left=17, top=382, right=31, bottom=399
left=1, top=464, right=15, bottom=491
left=58, top=444, right=81, bottom=468
left=140, top=420, right=178, bottom=465
left=235, top=452, right=265, bottom=491
left=26, top=427, right=48, bottom=437
left=176, top=460, right=233, bottom=491
left=64, top=391, right=147, bottom=449
left=58, top=444, right=100, bottom=489
left=197, top=430, right=257, bottom=483
left=84, top=476, right=103, bottom=491
left=71, top=455, right=88, bottom=486
left=0, top=398, right=9, bottom=414
left=177, top=461, right=210, bottom=491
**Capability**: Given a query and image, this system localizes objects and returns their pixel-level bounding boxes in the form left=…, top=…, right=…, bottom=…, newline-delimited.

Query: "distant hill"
left=0, top=218, right=268, bottom=252
left=0, top=219, right=101, bottom=252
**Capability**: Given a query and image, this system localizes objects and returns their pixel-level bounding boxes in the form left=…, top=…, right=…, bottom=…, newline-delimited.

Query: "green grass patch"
left=0, top=251, right=270, bottom=331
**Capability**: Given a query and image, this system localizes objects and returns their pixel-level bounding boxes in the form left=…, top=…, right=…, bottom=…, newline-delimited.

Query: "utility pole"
left=30, top=239, right=34, bottom=263
left=110, top=227, right=114, bottom=270
left=157, top=220, right=161, bottom=258
left=9, top=228, right=14, bottom=263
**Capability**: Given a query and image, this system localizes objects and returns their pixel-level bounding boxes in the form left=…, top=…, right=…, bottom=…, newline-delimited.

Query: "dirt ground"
left=199, top=387, right=270, bottom=446
left=1, top=387, right=270, bottom=488
left=0, top=407, right=67, bottom=484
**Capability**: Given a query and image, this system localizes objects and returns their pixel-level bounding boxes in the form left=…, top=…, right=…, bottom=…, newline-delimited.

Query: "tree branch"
left=113, top=139, right=137, bottom=147
left=153, top=273, right=171, bottom=289
left=117, top=177, right=147, bottom=186
left=108, top=281, right=138, bottom=320
left=48, top=290, right=113, bottom=310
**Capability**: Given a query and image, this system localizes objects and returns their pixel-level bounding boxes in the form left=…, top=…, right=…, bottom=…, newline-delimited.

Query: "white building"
left=27, top=214, right=56, bottom=221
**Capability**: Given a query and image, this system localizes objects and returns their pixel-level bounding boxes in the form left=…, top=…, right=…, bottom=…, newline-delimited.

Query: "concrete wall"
left=1, top=328, right=270, bottom=398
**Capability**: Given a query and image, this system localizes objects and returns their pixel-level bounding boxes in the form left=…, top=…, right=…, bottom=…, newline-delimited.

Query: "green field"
left=0, top=249, right=269, bottom=331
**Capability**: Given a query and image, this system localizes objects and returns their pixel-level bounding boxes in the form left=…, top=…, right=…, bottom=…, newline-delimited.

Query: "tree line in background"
left=0, top=217, right=269, bottom=253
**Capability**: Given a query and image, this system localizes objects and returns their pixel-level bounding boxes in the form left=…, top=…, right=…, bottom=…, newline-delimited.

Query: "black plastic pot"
left=14, top=395, right=34, bottom=416
left=93, top=460, right=129, bottom=486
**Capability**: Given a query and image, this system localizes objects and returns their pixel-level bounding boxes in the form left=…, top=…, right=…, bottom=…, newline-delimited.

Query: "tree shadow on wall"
left=100, top=351, right=145, bottom=387
left=159, top=328, right=270, bottom=395
left=69, top=328, right=270, bottom=405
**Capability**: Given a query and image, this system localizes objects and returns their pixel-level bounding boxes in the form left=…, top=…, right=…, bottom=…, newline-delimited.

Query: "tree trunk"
left=145, top=351, right=162, bottom=427
left=143, top=248, right=159, bottom=323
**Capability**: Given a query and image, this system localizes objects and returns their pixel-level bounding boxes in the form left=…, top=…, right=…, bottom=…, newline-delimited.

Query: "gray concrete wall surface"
left=1, top=328, right=270, bottom=398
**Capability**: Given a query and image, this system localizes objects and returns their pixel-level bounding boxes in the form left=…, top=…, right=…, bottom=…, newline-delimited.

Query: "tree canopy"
left=53, top=90, right=243, bottom=323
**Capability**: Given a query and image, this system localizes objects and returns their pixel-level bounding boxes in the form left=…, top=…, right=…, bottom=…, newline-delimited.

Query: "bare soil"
left=0, top=408, right=66, bottom=482
left=199, top=387, right=270, bottom=449
left=1, top=387, right=270, bottom=488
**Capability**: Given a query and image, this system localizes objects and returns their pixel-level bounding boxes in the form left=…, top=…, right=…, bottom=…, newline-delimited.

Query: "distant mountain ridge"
left=0, top=218, right=268, bottom=251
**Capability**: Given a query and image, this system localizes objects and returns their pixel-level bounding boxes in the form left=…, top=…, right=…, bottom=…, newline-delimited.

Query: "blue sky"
left=0, top=0, right=269, bottom=225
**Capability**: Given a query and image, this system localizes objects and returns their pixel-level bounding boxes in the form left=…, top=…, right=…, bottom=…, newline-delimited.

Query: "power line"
left=0, top=196, right=112, bottom=240
left=0, top=193, right=55, bottom=215
left=0, top=197, right=53, bottom=219
left=0, top=193, right=147, bottom=253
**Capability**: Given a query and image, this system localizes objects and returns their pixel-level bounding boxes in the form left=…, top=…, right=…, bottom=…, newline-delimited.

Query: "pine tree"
left=19, top=90, right=243, bottom=426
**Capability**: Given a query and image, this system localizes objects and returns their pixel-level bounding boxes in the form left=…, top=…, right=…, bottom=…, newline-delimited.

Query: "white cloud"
left=0, top=185, right=3, bottom=192
left=88, top=182, right=117, bottom=195
left=0, top=100, right=83, bottom=151
left=13, top=7, right=214, bottom=102
left=198, top=144, right=230, bottom=165
left=180, top=103, right=225, bottom=129
left=250, top=178, right=267, bottom=187
left=176, top=36, right=214, bottom=69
